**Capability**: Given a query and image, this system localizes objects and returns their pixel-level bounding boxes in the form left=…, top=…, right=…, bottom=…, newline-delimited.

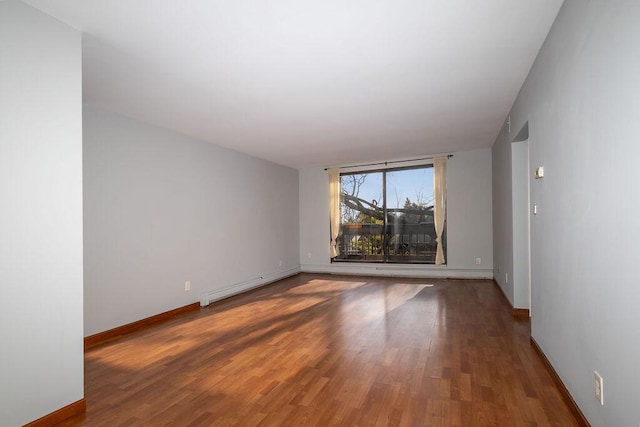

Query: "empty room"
left=2, top=0, right=639, bottom=426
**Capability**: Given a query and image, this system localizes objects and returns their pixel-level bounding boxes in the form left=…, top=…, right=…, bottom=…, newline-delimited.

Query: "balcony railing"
left=336, top=222, right=439, bottom=264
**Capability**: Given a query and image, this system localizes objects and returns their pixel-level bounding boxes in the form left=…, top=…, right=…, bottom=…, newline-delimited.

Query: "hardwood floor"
left=63, top=274, right=578, bottom=426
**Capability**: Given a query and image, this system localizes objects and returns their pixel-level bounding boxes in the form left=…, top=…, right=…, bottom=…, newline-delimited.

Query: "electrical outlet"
left=475, top=257, right=481, bottom=265
left=307, top=253, right=312, bottom=259
left=594, top=371, right=604, bottom=405
left=184, top=281, right=191, bottom=291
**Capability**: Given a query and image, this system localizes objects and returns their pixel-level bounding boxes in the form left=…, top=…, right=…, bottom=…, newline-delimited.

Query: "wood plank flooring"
left=62, top=274, right=579, bottom=426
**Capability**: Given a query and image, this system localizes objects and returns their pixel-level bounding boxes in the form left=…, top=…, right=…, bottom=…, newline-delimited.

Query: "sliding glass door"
left=335, top=165, right=443, bottom=264
left=339, top=172, right=384, bottom=261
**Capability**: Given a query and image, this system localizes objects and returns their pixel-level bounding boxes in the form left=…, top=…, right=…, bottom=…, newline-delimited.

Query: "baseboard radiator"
left=199, top=267, right=300, bottom=307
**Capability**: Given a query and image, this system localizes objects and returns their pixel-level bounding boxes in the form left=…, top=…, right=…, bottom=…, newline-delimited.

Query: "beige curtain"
left=328, top=168, right=341, bottom=258
left=433, top=157, right=447, bottom=265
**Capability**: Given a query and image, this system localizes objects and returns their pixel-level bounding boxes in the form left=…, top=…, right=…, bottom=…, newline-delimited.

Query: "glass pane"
left=386, top=167, right=438, bottom=263
left=337, top=172, right=384, bottom=261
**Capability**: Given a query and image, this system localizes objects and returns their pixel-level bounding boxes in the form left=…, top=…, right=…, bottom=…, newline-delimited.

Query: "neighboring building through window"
left=334, top=165, right=446, bottom=264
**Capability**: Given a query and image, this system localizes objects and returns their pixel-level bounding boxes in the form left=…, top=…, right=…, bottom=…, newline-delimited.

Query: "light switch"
left=533, top=204, right=538, bottom=215
left=535, top=166, right=544, bottom=179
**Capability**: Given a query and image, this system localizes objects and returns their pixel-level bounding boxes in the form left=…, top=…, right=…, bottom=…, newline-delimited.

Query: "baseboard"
left=512, top=308, right=530, bottom=317
left=530, top=337, right=590, bottom=427
left=84, top=302, right=200, bottom=350
left=24, top=399, right=86, bottom=427
left=301, top=263, right=493, bottom=279
left=200, top=267, right=300, bottom=307
left=492, top=279, right=530, bottom=318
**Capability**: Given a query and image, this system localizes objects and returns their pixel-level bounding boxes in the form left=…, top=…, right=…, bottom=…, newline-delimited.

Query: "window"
left=334, top=165, right=446, bottom=264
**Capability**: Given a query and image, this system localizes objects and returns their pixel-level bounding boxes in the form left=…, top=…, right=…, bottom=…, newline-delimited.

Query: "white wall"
left=491, top=123, right=514, bottom=302
left=492, top=1, right=640, bottom=424
left=83, top=106, right=299, bottom=336
left=299, top=148, right=493, bottom=278
left=0, top=2, right=84, bottom=425
left=511, top=140, right=530, bottom=309
left=492, top=127, right=532, bottom=310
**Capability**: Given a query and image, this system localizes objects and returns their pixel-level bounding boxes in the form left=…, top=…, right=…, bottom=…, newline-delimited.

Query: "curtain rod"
left=324, top=154, right=453, bottom=171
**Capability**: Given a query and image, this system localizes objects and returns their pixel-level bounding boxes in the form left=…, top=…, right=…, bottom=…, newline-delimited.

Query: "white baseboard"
left=199, top=264, right=491, bottom=307
left=300, top=263, right=492, bottom=279
left=200, top=267, right=301, bottom=307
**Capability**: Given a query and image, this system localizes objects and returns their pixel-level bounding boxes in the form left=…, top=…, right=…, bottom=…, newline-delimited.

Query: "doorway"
left=511, top=131, right=531, bottom=314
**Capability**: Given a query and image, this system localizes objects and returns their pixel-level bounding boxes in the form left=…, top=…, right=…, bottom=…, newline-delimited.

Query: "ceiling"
left=25, top=0, right=563, bottom=169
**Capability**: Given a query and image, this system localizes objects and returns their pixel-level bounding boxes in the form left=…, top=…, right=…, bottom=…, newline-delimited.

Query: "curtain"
left=328, top=168, right=341, bottom=258
left=433, top=157, right=447, bottom=265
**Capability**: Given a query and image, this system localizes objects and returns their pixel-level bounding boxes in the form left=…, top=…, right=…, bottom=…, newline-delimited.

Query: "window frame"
left=333, top=163, right=446, bottom=265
